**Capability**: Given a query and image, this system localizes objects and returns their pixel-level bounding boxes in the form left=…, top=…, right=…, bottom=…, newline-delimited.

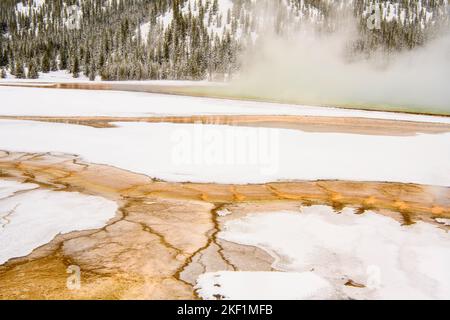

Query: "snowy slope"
left=138, top=0, right=236, bottom=44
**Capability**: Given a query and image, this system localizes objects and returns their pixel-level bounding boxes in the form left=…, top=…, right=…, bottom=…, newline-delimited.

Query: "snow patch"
left=0, top=120, right=449, bottom=186
left=196, top=271, right=334, bottom=300
left=435, top=218, right=450, bottom=226
left=0, top=180, right=118, bottom=265
left=217, top=206, right=450, bottom=299
left=0, top=180, right=38, bottom=200
left=216, top=208, right=231, bottom=217
left=16, top=0, right=45, bottom=16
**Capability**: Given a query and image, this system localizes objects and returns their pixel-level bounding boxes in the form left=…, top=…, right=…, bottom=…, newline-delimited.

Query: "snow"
left=213, top=206, right=450, bottom=299
left=0, top=86, right=449, bottom=124
left=0, top=179, right=118, bottom=265
left=15, top=0, right=82, bottom=30
left=196, top=271, right=334, bottom=300
left=0, top=70, right=212, bottom=85
left=15, top=0, right=45, bottom=16
left=27, top=70, right=92, bottom=82
left=436, top=218, right=450, bottom=226
left=0, top=70, right=98, bottom=82
left=136, top=21, right=151, bottom=43
left=216, top=208, right=231, bottom=217
left=135, top=0, right=327, bottom=44
left=0, top=120, right=449, bottom=186
left=147, top=0, right=236, bottom=41
left=0, top=179, right=38, bottom=200
left=365, top=0, right=437, bottom=28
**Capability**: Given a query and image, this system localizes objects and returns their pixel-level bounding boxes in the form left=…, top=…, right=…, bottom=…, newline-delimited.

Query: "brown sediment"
left=1, top=114, right=449, bottom=135
left=345, top=279, right=366, bottom=288
left=0, top=151, right=449, bottom=300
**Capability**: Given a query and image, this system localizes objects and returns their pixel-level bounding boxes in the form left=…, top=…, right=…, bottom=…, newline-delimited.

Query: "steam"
left=229, top=23, right=450, bottom=115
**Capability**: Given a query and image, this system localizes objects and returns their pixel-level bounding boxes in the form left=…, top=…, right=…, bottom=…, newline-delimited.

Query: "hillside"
left=0, top=0, right=449, bottom=81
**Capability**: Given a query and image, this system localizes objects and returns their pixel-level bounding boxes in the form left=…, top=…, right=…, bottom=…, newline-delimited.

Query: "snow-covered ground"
left=196, top=205, right=450, bottom=300
left=1, top=70, right=92, bottom=82
left=436, top=218, right=450, bottom=226
left=0, top=179, right=117, bottom=265
left=1, top=86, right=449, bottom=123
left=0, top=179, right=37, bottom=199
left=196, top=271, right=334, bottom=300
left=0, top=70, right=213, bottom=85
left=0, top=120, right=449, bottom=186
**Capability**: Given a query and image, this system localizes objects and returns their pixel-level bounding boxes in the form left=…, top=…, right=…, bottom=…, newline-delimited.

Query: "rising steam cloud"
left=229, top=23, right=450, bottom=115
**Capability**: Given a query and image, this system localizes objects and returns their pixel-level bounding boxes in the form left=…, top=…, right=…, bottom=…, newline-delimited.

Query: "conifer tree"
left=0, top=0, right=445, bottom=81
left=60, top=48, right=68, bottom=70
left=89, top=60, right=96, bottom=81
left=212, top=0, right=219, bottom=15
left=72, top=56, right=80, bottom=78
left=41, top=52, right=50, bottom=73
left=14, top=61, right=25, bottom=79
left=27, top=60, right=39, bottom=79
left=50, top=57, right=58, bottom=72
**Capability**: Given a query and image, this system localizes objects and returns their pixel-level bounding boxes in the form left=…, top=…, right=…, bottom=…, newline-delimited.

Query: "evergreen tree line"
left=0, top=0, right=448, bottom=80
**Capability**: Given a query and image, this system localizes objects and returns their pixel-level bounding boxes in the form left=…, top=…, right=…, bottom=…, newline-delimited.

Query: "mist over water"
left=229, top=26, right=450, bottom=115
